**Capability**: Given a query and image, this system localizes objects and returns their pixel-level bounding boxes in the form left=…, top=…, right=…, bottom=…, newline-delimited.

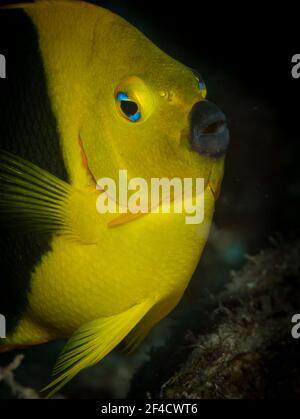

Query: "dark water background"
left=0, top=0, right=299, bottom=398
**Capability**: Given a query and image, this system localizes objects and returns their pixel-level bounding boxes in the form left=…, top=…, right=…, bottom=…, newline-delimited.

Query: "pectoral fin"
left=0, top=150, right=72, bottom=234
left=43, top=300, right=153, bottom=397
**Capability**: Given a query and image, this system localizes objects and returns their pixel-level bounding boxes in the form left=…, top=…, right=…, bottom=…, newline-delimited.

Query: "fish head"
left=79, top=8, right=229, bottom=201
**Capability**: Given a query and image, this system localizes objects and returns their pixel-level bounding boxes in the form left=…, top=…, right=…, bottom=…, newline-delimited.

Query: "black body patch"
left=0, top=8, right=68, bottom=334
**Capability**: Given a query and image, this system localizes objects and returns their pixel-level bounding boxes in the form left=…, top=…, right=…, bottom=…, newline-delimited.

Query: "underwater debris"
left=0, top=355, right=40, bottom=399
left=0, top=354, right=66, bottom=399
left=160, top=240, right=300, bottom=399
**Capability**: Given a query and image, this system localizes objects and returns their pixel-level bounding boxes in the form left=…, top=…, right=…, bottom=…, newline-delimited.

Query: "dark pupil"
left=120, top=100, right=138, bottom=116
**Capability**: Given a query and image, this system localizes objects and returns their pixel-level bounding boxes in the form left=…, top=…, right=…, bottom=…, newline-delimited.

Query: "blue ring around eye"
left=128, top=112, right=141, bottom=122
left=116, top=91, right=141, bottom=122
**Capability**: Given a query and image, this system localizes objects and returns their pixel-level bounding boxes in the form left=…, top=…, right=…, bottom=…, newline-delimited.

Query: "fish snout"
left=189, top=100, right=229, bottom=158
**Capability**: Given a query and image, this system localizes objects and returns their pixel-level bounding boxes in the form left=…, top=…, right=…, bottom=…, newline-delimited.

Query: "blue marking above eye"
left=116, top=92, right=129, bottom=102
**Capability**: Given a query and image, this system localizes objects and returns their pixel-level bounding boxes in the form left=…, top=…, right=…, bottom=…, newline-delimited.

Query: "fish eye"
left=116, top=92, right=141, bottom=122
left=192, top=70, right=207, bottom=98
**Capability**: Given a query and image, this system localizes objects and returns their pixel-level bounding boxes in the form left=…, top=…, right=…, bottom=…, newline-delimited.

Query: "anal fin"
left=43, top=300, right=153, bottom=397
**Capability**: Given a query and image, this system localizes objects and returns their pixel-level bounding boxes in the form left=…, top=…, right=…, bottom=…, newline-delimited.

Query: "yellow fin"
left=0, top=150, right=72, bottom=234
left=123, top=315, right=161, bottom=355
left=123, top=319, right=154, bottom=354
left=42, top=300, right=153, bottom=397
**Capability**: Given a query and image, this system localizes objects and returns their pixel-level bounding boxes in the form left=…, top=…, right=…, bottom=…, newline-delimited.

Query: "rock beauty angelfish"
left=0, top=0, right=229, bottom=395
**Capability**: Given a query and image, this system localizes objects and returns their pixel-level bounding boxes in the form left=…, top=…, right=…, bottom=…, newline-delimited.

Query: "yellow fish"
left=0, top=0, right=229, bottom=395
